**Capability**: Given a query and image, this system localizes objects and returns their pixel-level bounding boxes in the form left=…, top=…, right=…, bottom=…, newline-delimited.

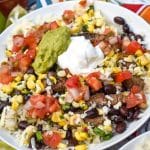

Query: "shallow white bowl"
left=120, top=131, right=150, bottom=150
left=0, top=1, right=150, bottom=150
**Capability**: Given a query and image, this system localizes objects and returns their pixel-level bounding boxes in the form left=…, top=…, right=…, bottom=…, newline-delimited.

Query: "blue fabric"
left=36, top=0, right=52, bottom=8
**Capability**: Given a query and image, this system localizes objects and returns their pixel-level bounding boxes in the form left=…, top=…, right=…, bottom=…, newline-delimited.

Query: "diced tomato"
left=86, top=72, right=102, bottom=91
left=87, top=72, right=100, bottom=79
left=43, top=132, right=62, bottom=148
left=49, top=100, right=60, bottom=113
left=62, top=10, right=75, bottom=24
left=79, top=0, right=87, bottom=7
left=28, top=95, right=60, bottom=119
left=86, top=76, right=102, bottom=91
left=66, top=75, right=81, bottom=88
left=49, top=21, right=59, bottom=30
left=26, top=48, right=36, bottom=59
left=46, top=96, right=60, bottom=113
left=0, top=72, right=13, bottom=84
left=28, top=108, right=47, bottom=119
left=125, top=92, right=145, bottom=109
left=19, top=55, right=32, bottom=72
left=0, top=65, right=13, bottom=84
left=12, top=35, right=25, bottom=52
left=25, top=35, right=37, bottom=49
left=125, top=40, right=142, bottom=54
left=115, top=71, right=132, bottom=83
left=131, top=85, right=141, bottom=94
left=30, top=95, right=46, bottom=107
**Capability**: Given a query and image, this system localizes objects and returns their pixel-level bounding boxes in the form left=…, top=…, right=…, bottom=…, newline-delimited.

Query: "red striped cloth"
left=122, top=3, right=150, bottom=23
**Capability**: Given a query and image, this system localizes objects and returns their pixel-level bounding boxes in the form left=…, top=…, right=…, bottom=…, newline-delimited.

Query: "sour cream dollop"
left=58, top=36, right=104, bottom=74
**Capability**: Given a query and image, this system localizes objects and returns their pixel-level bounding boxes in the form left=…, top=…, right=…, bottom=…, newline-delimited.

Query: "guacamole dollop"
left=32, top=26, right=71, bottom=73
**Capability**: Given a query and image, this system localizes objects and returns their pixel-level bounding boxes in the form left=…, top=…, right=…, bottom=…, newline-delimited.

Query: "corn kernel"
left=144, top=53, right=150, bottom=61
left=36, top=80, right=45, bottom=91
left=72, top=101, right=80, bottom=108
left=52, top=111, right=67, bottom=126
left=15, top=75, right=22, bottom=82
left=137, top=55, right=149, bottom=66
left=87, top=24, right=94, bottom=33
left=82, top=13, right=89, bottom=23
left=112, top=67, right=121, bottom=73
left=103, top=125, right=113, bottom=132
left=49, top=76, right=57, bottom=84
left=74, top=131, right=88, bottom=141
left=51, top=111, right=62, bottom=122
left=12, top=101, right=19, bottom=110
left=38, top=74, right=46, bottom=80
left=27, top=80, right=35, bottom=90
left=88, top=9, right=94, bottom=17
left=12, top=95, right=23, bottom=103
left=29, top=75, right=36, bottom=81
left=5, top=50, right=12, bottom=57
left=58, top=120, right=67, bottom=126
left=57, top=143, right=67, bottom=149
left=146, top=63, right=150, bottom=71
left=75, top=16, right=83, bottom=25
left=10, top=82, right=17, bottom=88
left=75, top=144, right=87, bottom=150
left=135, top=49, right=143, bottom=56
left=107, top=50, right=114, bottom=58
left=95, top=18, right=103, bottom=27
left=71, top=25, right=81, bottom=34
left=124, top=55, right=135, bottom=62
left=2, top=84, right=13, bottom=94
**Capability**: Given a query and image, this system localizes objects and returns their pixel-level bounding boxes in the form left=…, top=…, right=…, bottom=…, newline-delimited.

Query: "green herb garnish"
left=93, top=127, right=113, bottom=140
left=62, top=103, right=71, bottom=111
left=36, top=131, right=43, bottom=141
left=82, top=24, right=88, bottom=32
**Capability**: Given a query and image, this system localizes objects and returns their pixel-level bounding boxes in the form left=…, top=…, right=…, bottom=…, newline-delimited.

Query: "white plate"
left=120, top=131, right=150, bottom=150
left=0, top=1, right=150, bottom=150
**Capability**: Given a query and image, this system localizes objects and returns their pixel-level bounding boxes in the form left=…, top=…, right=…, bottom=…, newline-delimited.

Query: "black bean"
left=13, top=90, right=21, bottom=95
left=0, top=101, right=10, bottom=113
left=104, top=84, right=116, bottom=94
left=26, top=67, right=35, bottom=74
left=18, top=121, right=29, bottom=130
left=37, top=124, right=43, bottom=131
left=66, top=128, right=72, bottom=140
left=35, top=141, right=44, bottom=149
left=85, top=108, right=99, bottom=119
left=135, top=34, right=144, bottom=41
left=132, top=110, right=140, bottom=120
left=128, top=32, right=135, bottom=40
left=115, top=122, right=126, bottom=133
left=123, top=24, right=130, bottom=33
left=69, top=138, right=78, bottom=146
left=114, top=16, right=125, bottom=25
left=108, top=109, right=120, bottom=116
left=120, top=106, right=128, bottom=117
left=23, top=94, right=31, bottom=101
left=126, top=111, right=134, bottom=121
left=111, top=115, right=124, bottom=123
left=0, top=103, right=7, bottom=113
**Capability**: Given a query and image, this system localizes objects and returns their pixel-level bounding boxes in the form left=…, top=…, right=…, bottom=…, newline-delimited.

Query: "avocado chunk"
left=32, top=26, right=71, bottom=73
